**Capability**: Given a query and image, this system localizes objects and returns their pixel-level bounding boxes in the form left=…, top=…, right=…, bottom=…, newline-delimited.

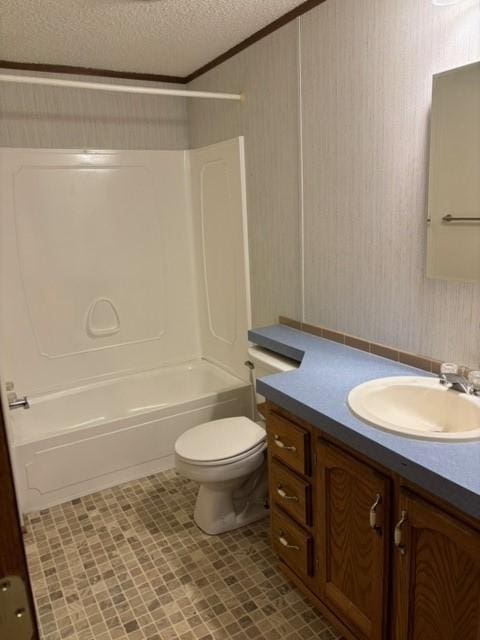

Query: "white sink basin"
left=348, top=376, right=480, bottom=441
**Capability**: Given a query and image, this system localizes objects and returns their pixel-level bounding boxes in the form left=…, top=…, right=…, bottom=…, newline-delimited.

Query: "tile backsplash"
left=279, top=316, right=443, bottom=374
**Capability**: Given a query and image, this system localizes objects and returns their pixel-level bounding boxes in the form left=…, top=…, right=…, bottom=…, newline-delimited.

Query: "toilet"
left=175, top=416, right=267, bottom=534
left=174, top=346, right=298, bottom=535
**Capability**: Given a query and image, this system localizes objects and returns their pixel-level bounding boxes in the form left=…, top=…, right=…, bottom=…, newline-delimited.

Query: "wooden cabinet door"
left=394, top=490, right=480, bottom=640
left=317, top=442, right=390, bottom=640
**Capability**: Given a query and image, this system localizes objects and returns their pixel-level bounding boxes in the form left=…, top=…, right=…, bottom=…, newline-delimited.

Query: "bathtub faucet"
left=9, top=395, right=30, bottom=410
left=6, top=381, right=30, bottom=410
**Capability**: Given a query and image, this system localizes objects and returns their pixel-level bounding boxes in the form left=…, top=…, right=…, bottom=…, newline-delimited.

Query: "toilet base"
left=193, top=463, right=268, bottom=535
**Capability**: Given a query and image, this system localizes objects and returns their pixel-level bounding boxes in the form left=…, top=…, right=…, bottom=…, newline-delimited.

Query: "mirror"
left=426, top=61, right=480, bottom=282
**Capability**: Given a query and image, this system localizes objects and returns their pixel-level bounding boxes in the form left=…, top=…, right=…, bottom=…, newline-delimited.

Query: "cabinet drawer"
left=271, top=459, right=312, bottom=527
left=271, top=508, right=313, bottom=578
left=267, top=412, right=310, bottom=476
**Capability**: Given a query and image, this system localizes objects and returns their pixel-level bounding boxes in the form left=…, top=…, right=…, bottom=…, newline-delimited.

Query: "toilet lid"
left=175, top=417, right=266, bottom=463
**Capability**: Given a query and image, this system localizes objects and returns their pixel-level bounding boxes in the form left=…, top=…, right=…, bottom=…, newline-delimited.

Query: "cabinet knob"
left=273, top=435, right=297, bottom=452
left=394, top=510, right=408, bottom=554
left=278, top=531, right=300, bottom=551
left=369, top=493, right=382, bottom=533
left=276, top=485, right=299, bottom=501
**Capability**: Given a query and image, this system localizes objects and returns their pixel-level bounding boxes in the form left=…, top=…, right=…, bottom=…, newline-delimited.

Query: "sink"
left=348, top=376, right=480, bottom=441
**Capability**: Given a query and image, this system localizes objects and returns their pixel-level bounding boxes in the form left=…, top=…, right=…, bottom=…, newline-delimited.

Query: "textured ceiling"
left=0, top=0, right=307, bottom=77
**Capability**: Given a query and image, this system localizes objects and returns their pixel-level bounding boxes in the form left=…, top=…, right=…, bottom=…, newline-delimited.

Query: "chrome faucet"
left=439, top=372, right=473, bottom=394
left=439, top=364, right=480, bottom=396
left=9, top=395, right=30, bottom=410
left=5, top=381, right=30, bottom=410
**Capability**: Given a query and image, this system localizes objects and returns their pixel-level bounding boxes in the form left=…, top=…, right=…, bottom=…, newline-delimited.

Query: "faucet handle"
left=458, top=364, right=471, bottom=378
left=440, top=363, right=458, bottom=375
left=467, top=371, right=480, bottom=393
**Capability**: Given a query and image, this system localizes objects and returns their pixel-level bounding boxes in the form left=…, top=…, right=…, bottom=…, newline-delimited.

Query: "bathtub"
left=10, top=360, right=251, bottom=513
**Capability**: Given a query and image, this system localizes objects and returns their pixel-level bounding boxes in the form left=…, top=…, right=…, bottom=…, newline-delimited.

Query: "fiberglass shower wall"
left=0, top=138, right=251, bottom=399
left=0, top=148, right=200, bottom=395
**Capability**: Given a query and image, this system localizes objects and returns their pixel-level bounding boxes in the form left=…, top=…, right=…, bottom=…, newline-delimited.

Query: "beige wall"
left=0, top=72, right=188, bottom=149
left=188, top=0, right=480, bottom=366
left=188, top=23, right=302, bottom=329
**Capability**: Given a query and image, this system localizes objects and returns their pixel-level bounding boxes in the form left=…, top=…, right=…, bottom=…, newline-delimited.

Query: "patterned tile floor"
left=24, top=470, right=341, bottom=640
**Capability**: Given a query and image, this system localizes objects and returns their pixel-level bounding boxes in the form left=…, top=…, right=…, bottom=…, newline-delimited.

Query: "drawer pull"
left=276, top=485, right=299, bottom=502
left=274, top=435, right=297, bottom=452
left=394, top=510, right=408, bottom=554
left=369, top=493, right=382, bottom=532
left=278, top=531, right=300, bottom=551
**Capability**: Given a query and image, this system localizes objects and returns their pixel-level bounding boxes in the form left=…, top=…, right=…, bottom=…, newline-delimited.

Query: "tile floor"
left=24, top=469, right=341, bottom=640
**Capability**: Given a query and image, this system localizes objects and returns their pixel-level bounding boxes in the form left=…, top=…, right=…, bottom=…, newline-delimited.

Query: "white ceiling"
left=1, top=0, right=307, bottom=77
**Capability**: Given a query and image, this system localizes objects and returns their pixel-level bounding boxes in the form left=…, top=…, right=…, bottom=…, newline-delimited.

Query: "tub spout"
left=8, top=395, right=30, bottom=410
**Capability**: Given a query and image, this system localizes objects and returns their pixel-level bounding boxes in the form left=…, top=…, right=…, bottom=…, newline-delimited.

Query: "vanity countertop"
left=249, top=324, right=480, bottom=520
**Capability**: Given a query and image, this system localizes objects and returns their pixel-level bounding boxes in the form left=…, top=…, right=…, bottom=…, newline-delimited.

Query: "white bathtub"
left=10, top=360, right=251, bottom=513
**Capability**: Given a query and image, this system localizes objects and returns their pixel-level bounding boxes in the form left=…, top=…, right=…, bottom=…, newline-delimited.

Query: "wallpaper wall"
left=188, top=23, right=302, bottom=329
left=0, top=72, right=189, bottom=149
left=188, top=0, right=480, bottom=366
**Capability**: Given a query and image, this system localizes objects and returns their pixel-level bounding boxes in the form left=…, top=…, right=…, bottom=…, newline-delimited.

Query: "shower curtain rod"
left=0, top=73, right=244, bottom=101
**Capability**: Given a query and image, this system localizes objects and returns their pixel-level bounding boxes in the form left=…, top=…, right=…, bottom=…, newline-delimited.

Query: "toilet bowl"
left=175, top=416, right=268, bottom=535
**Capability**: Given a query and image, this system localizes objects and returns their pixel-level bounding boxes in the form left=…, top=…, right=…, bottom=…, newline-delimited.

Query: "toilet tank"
left=247, top=345, right=298, bottom=403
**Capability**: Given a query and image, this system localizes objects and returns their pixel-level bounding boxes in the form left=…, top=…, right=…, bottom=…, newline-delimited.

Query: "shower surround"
left=0, top=139, right=252, bottom=513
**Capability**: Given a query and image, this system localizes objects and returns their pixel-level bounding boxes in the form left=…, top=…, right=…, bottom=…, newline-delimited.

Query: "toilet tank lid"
left=175, top=417, right=266, bottom=462
left=247, top=345, right=298, bottom=373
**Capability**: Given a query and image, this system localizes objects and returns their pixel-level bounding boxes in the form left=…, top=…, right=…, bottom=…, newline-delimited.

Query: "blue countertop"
left=249, top=325, right=480, bottom=521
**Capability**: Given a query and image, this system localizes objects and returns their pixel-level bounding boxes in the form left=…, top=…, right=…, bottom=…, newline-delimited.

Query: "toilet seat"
left=174, top=416, right=266, bottom=466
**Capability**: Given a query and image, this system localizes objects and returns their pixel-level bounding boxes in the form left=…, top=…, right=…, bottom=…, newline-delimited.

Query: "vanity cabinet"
left=393, top=490, right=480, bottom=640
left=265, top=402, right=480, bottom=640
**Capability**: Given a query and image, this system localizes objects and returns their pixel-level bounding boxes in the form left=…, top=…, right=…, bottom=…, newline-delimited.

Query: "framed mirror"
left=426, top=61, right=480, bottom=282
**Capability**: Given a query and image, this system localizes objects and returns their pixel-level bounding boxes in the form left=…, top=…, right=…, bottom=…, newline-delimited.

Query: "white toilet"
left=175, top=416, right=267, bottom=534
left=174, top=347, right=298, bottom=535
